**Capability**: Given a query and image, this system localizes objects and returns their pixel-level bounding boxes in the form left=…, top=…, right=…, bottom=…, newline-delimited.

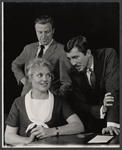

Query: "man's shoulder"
left=53, top=39, right=64, bottom=48
left=93, top=48, right=116, bottom=58
left=57, top=42, right=64, bottom=47
left=94, top=47, right=116, bottom=53
left=23, top=42, right=38, bottom=54
left=25, top=42, right=39, bottom=48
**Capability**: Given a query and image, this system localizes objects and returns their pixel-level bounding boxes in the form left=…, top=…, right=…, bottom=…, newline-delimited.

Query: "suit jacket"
left=70, top=48, right=119, bottom=132
left=12, top=40, right=72, bottom=96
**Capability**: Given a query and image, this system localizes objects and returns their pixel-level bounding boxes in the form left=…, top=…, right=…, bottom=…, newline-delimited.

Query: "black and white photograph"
left=2, top=1, right=121, bottom=148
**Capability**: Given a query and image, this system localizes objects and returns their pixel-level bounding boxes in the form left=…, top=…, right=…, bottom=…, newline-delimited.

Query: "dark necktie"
left=89, top=68, right=96, bottom=88
left=38, top=45, right=45, bottom=57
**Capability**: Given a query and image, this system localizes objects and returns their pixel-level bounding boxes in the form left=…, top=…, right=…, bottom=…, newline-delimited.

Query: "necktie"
left=89, top=68, right=96, bottom=88
left=38, top=45, right=45, bottom=57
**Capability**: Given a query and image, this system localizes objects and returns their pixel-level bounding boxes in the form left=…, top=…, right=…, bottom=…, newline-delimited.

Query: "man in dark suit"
left=64, top=36, right=120, bottom=135
left=12, top=15, right=72, bottom=97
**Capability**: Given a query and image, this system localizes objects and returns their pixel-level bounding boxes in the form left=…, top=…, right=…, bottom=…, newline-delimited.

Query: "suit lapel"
left=30, top=42, right=39, bottom=59
left=43, top=40, right=57, bottom=60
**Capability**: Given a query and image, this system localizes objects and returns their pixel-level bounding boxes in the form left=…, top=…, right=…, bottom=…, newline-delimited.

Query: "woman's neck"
left=31, top=89, right=49, bottom=100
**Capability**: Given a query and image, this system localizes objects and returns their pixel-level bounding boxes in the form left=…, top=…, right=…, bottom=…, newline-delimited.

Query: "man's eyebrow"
left=72, top=55, right=78, bottom=58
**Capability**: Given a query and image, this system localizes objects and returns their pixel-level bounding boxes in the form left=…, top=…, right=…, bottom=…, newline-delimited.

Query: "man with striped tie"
left=64, top=35, right=120, bottom=135
left=12, top=15, right=72, bottom=97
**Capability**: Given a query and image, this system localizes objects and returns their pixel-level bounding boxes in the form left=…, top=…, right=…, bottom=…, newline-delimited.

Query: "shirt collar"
left=87, top=55, right=94, bottom=72
left=39, top=39, right=53, bottom=49
left=91, top=55, right=94, bottom=71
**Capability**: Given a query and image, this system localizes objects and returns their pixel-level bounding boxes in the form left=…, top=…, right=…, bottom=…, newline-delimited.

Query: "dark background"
left=4, top=2, right=119, bottom=114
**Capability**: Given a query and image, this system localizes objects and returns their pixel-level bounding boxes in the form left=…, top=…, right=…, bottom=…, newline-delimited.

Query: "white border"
left=2, top=2, right=4, bottom=148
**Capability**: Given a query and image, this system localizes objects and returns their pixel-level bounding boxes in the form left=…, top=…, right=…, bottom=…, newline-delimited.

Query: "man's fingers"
left=102, top=127, right=120, bottom=136
left=104, top=93, right=114, bottom=106
left=109, top=129, right=114, bottom=135
left=105, top=93, right=111, bottom=97
left=102, top=128, right=107, bottom=134
left=109, top=127, right=120, bottom=135
left=113, top=128, right=120, bottom=135
left=104, top=99, right=114, bottom=106
left=105, top=96, right=114, bottom=99
left=105, top=99, right=114, bottom=102
left=102, top=129, right=105, bottom=134
left=117, top=129, right=120, bottom=134
left=106, top=104, right=113, bottom=106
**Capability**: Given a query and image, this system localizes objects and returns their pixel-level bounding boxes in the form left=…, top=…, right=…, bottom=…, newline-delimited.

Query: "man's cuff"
left=100, top=106, right=106, bottom=119
left=107, top=122, right=120, bottom=128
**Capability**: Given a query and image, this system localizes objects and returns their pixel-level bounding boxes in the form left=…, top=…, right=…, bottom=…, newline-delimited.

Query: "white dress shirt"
left=36, top=39, right=54, bottom=57
left=86, top=56, right=94, bottom=86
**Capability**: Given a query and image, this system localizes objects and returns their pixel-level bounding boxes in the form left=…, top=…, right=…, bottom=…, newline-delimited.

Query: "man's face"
left=67, top=47, right=89, bottom=72
left=35, top=23, right=54, bottom=45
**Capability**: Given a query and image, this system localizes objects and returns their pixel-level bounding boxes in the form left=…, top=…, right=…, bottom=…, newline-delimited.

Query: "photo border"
left=1, top=0, right=121, bottom=149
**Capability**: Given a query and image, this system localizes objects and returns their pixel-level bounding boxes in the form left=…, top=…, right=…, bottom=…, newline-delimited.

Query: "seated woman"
left=5, top=58, right=85, bottom=146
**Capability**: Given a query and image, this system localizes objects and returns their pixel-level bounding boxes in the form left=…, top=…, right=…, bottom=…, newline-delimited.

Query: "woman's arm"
left=5, top=125, right=35, bottom=146
left=57, top=114, right=85, bottom=135
left=31, top=114, right=85, bottom=139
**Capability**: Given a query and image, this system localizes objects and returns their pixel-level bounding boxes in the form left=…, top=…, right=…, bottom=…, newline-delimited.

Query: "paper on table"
left=88, top=135, right=114, bottom=143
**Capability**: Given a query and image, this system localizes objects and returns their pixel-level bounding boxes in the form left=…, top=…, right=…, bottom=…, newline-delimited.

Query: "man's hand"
left=102, top=126, right=120, bottom=136
left=20, top=77, right=26, bottom=85
left=103, top=93, right=114, bottom=106
left=103, top=93, right=114, bottom=113
left=31, top=125, right=56, bottom=139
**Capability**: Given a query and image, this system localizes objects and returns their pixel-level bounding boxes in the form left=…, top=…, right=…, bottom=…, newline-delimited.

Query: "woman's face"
left=30, top=66, right=52, bottom=93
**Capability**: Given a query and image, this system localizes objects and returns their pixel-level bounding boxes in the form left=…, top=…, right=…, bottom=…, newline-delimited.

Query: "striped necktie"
left=38, top=45, right=45, bottom=57
left=89, top=68, right=96, bottom=88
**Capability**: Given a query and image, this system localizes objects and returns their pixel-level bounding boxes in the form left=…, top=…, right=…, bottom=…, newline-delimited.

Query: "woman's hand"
left=31, top=125, right=56, bottom=139
left=102, top=126, right=120, bottom=136
left=25, top=133, right=35, bottom=144
left=103, top=93, right=114, bottom=113
left=5, top=125, right=35, bottom=146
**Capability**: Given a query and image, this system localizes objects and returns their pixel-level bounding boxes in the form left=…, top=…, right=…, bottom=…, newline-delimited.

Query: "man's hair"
left=34, top=15, right=54, bottom=28
left=64, top=36, right=90, bottom=55
left=26, top=58, right=53, bottom=80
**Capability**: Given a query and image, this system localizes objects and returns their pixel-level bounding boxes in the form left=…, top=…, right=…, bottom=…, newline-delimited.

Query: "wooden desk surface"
left=22, top=133, right=119, bottom=148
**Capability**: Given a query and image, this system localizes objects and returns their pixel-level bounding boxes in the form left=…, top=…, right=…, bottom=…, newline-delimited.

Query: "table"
left=20, top=133, right=119, bottom=148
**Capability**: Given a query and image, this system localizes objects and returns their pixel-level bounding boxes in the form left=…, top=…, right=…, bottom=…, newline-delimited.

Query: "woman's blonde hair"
left=26, top=58, right=53, bottom=81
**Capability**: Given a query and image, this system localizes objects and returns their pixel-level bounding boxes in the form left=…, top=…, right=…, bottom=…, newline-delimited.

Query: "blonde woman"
left=5, top=58, right=84, bottom=146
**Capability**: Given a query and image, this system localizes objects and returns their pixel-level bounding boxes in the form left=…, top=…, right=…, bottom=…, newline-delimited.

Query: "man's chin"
left=40, top=41, right=48, bottom=45
left=41, top=42, right=48, bottom=45
left=76, top=67, right=82, bottom=72
left=77, top=68, right=85, bottom=73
